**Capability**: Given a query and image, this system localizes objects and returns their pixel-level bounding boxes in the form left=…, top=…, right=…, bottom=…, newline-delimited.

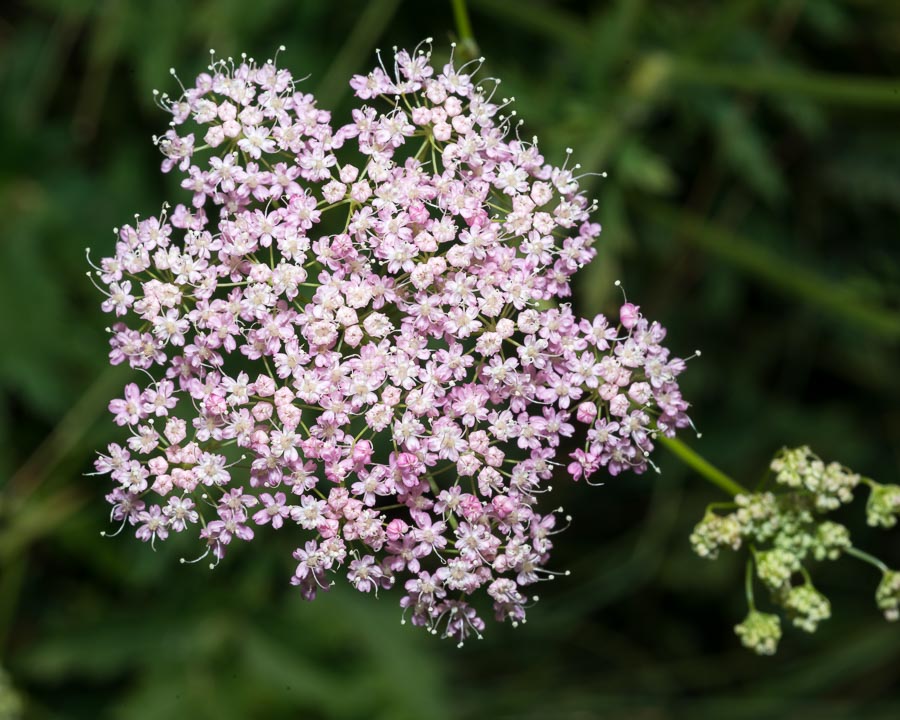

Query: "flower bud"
left=735, top=611, right=781, bottom=655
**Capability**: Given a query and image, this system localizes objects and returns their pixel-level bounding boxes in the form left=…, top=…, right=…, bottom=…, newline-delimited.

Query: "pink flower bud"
left=343, top=324, right=363, bottom=347
left=277, top=403, right=301, bottom=430
left=352, top=440, right=374, bottom=465
left=172, top=468, right=198, bottom=493
left=444, top=96, right=462, bottom=117
left=252, top=401, right=273, bottom=422
left=411, top=106, right=432, bottom=125
left=273, top=387, right=295, bottom=407
left=484, top=447, right=505, bottom=467
left=409, top=201, right=429, bottom=225
left=620, top=302, right=640, bottom=330
left=339, top=164, right=359, bottom=183
left=148, top=457, right=169, bottom=476
left=317, top=517, right=339, bottom=539
left=385, top=518, right=408, bottom=541
left=491, top=495, right=515, bottom=518
left=343, top=498, right=363, bottom=521
left=164, top=417, right=186, bottom=445
left=576, top=401, right=598, bottom=424
left=599, top=383, right=618, bottom=401
left=459, top=494, right=484, bottom=520
left=204, top=393, right=226, bottom=416
left=433, top=122, right=452, bottom=141
left=255, top=374, right=276, bottom=397
left=151, top=474, right=173, bottom=495
left=610, top=394, right=630, bottom=417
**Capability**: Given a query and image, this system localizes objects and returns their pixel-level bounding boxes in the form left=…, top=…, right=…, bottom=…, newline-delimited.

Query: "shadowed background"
left=1, top=0, right=899, bottom=717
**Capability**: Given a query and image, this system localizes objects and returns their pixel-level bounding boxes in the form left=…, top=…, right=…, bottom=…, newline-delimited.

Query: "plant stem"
left=656, top=435, right=748, bottom=497
left=745, top=556, right=756, bottom=610
left=450, top=0, right=479, bottom=59
left=846, top=546, right=889, bottom=574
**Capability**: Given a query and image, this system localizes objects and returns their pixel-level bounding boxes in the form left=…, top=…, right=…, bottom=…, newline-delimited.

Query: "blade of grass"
left=315, top=0, right=402, bottom=109
left=0, top=489, right=87, bottom=564
left=471, top=0, right=589, bottom=51
left=643, top=201, right=900, bottom=341
left=8, top=365, right=132, bottom=502
left=671, top=59, right=900, bottom=108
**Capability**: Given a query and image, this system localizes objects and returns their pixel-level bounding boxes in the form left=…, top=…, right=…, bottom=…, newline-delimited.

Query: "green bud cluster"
left=866, top=483, right=900, bottom=529
left=876, top=571, right=900, bottom=622
left=755, top=548, right=800, bottom=591
left=813, top=522, right=851, bottom=561
left=770, top=446, right=859, bottom=512
left=689, top=510, right=742, bottom=559
left=782, top=583, right=831, bottom=633
left=689, top=446, right=897, bottom=655
left=734, top=610, right=782, bottom=656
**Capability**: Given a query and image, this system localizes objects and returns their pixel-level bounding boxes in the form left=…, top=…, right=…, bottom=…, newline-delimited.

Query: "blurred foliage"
left=2, top=0, right=900, bottom=717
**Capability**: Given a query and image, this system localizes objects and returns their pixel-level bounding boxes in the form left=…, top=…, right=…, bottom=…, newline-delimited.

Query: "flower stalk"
left=656, top=435, right=748, bottom=497
left=450, top=0, right=479, bottom=59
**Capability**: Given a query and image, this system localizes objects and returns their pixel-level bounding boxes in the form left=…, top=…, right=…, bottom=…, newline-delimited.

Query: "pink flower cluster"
left=89, top=42, right=691, bottom=644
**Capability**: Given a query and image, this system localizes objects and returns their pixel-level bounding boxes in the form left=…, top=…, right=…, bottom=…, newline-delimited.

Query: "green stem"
left=745, top=556, right=756, bottom=610
left=450, top=0, right=479, bottom=59
left=657, top=435, right=748, bottom=497
left=846, top=546, right=889, bottom=574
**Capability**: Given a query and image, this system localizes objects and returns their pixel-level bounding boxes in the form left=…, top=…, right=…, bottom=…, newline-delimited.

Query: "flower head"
left=90, top=42, right=691, bottom=643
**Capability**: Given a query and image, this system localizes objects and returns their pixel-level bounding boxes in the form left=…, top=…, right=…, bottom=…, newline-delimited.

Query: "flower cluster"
left=691, top=446, right=900, bottom=654
left=89, top=43, right=692, bottom=643
left=866, top=482, right=900, bottom=529
left=876, top=572, right=900, bottom=621
left=770, top=445, right=860, bottom=512
left=734, top=610, right=781, bottom=656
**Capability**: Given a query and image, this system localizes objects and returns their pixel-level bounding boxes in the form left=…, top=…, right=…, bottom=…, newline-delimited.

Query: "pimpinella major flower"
left=88, top=42, right=693, bottom=645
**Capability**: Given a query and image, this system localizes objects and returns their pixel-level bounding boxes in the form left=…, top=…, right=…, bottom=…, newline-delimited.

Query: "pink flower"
left=92, top=41, right=691, bottom=646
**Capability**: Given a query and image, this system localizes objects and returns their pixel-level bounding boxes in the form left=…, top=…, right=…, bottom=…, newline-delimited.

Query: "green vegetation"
left=1, top=0, right=898, bottom=717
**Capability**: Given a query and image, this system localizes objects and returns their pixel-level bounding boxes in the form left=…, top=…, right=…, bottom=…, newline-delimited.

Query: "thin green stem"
left=657, top=435, right=748, bottom=497
left=846, top=546, right=889, bottom=574
left=745, top=556, right=756, bottom=610
left=450, top=0, right=479, bottom=59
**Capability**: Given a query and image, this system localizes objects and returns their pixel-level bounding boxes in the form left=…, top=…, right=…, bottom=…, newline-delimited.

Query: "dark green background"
left=2, top=0, right=899, bottom=717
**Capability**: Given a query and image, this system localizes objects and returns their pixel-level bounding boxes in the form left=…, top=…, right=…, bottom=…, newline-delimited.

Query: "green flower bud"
left=735, top=610, right=782, bottom=655
left=876, top=571, right=900, bottom=622
left=812, top=521, right=850, bottom=561
left=810, top=461, right=859, bottom=511
left=772, top=516, right=815, bottom=562
left=689, top=511, right=742, bottom=559
left=735, top=492, right=779, bottom=542
left=783, top=583, right=831, bottom=633
left=866, top=484, right=900, bottom=529
left=770, top=447, right=859, bottom=512
left=771, top=446, right=812, bottom=489
left=755, top=548, right=800, bottom=591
